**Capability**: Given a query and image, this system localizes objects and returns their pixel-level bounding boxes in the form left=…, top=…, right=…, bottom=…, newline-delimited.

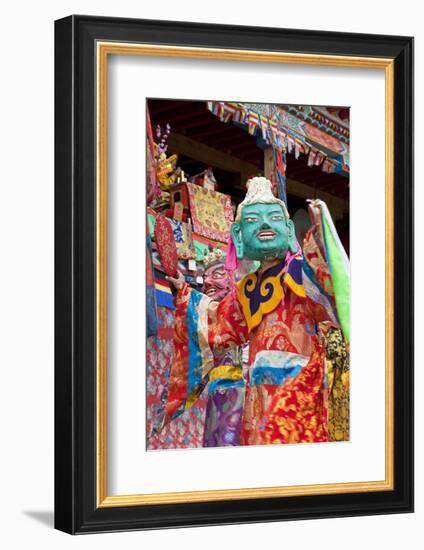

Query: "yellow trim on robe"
left=237, top=262, right=306, bottom=333
left=237, top=270, right=284, bottom=333
left=184, top=365, right=242, bottom=409
left=208, top=365, right=243, bottom=382
left=155, top=282, right=172, bottom=293
left=284, top=272, right=306, bottom=298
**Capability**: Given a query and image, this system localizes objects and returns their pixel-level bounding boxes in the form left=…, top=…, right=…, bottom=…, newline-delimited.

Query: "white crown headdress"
left=235, top=176, right=289, bottom=221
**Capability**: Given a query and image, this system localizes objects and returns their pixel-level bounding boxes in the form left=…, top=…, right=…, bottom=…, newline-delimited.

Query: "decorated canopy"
left=207, top=101, right=349, bottom=174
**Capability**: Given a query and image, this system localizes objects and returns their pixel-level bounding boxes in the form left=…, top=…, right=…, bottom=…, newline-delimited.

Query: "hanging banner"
left=206, top=101, right=350, bottom=172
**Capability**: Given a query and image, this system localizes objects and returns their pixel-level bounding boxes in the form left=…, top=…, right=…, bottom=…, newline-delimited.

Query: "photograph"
left=146, top=99, right=350, bottom=450
left=0, top=0, right=419, bottom=546
left=52, top=14, right=413, bottom=534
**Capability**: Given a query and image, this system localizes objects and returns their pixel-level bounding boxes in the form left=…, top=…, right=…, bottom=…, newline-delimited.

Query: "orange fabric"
left=168, top=264, right=336, bottom=445
left=206, top=283, right=330, bottom=445
left=240, top=291, right=326, bottom=445
left=259, top=345, right=328, bottom=445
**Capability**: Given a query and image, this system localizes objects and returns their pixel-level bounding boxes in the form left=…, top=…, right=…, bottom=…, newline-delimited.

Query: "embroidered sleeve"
left=166, top=283, right=247, bottom=420
left=303, top=201, right=350, bottom=343
left=208, top=286, right=248, bottom=352
left=302, top=229, right=339, bottom=326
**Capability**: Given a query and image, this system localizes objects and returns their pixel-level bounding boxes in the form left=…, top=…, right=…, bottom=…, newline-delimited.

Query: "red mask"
left=202, top=263, right=232, bottom=302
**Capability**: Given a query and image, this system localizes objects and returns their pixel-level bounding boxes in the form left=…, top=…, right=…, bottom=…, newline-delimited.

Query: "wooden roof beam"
left=167, top=132, right=259, bottom=176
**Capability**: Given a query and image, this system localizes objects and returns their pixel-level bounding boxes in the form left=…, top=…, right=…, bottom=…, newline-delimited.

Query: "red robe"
left=170, top=233, right=339, bottom=445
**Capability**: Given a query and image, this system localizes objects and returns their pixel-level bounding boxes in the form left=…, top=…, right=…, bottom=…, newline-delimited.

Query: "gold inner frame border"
left=96, top=42, right=394, bottom=508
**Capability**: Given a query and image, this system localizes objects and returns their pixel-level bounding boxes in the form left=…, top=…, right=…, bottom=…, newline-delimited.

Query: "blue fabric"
left=186, top=290, right=204, bottom=394
left=155, top=288, right=175, bottom=309
left=287, top=257, right=303, bottom=286
left=250, top=365, right=302, bottom=386
left=243, top=260, right=285, bottom=317
left=146, top=234, right=158, bottom=337
left=208, top=378, right=245, bottom=395
left=146, top=286, right=158, bottom=337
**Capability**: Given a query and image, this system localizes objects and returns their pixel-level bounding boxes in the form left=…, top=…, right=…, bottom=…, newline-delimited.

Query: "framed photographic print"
left=54, top=15, right=414, bottom=534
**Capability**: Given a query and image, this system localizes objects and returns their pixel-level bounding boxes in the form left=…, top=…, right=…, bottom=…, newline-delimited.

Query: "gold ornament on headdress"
left=203, top=245, right=225, bottom=268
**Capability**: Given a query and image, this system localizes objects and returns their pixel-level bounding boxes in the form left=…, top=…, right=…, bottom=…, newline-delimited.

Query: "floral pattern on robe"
left=165, top=286, right=246, bottom=447
left=169, top=258, right=338, bottom=446
left=166, top=226, right=349, bottom=447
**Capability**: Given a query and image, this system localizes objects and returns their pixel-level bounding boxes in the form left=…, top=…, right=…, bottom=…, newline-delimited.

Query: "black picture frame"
left=55, top=15, right=414, bottom=534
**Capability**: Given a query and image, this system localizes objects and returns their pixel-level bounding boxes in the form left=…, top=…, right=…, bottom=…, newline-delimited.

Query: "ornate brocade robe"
left=166, top=287, right=246, bottom=447
left=167, top=234, right=344, bottom=446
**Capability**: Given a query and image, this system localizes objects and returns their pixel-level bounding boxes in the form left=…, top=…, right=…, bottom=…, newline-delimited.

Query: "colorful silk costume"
left=169, top=239, right=341, bottom=446
left=257, top=200, right=350, bottom=445
left=166, top=286, right=246, bottom=447
left=147, top=307, right=207, bottom=450
left=203, top=348, right=245, bottom=447
left=165, top=178, right=350, bottom=448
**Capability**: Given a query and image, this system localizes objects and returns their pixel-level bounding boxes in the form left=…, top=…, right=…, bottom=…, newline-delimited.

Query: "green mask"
left=231, top=203, right=297, bottom=261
